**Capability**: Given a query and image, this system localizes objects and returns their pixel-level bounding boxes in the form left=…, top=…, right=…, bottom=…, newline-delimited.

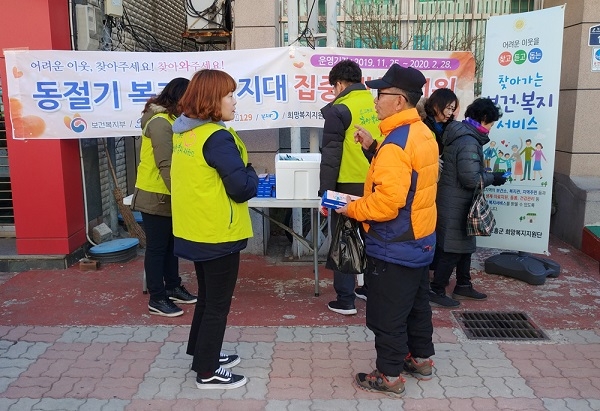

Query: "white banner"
left=3, top=47, right=474, bottom=139
left=479, top=6, right=565, bottom=254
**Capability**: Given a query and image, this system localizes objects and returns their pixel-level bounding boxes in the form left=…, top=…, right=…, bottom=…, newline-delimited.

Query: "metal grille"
left=455, top=311, right=549, bottom=340
left=119, top=0, right=189, bottom=52
left=0, top=85, right=15, bottom=235
left=281, top=0, right=543, bottom=93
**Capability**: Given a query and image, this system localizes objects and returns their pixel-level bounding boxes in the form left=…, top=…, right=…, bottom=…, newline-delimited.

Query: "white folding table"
left=248, top=197, right=322, bottom=296
left=124, top=195, right=323, bottom=296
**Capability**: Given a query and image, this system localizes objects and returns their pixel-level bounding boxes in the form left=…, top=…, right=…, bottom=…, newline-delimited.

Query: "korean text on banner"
left=3, top=47, right=474, bottom=139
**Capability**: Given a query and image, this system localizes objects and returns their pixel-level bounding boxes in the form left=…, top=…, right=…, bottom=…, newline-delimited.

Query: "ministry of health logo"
left=64, top=114, right=87, bottom=133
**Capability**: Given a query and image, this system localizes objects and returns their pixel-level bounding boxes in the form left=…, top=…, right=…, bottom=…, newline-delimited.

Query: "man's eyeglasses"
left=376, top=90, right=407, bottom=101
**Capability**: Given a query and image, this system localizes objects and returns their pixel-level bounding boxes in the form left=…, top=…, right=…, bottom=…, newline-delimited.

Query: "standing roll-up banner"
left=479, top=6, right=565, bottom=255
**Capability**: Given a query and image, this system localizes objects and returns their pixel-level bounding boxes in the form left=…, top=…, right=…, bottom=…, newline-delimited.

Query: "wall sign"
left=589, top=25, right=600, bottom=46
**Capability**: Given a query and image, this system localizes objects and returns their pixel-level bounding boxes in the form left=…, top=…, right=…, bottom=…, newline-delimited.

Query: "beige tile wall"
left=548, top=0, right=600, bottom=178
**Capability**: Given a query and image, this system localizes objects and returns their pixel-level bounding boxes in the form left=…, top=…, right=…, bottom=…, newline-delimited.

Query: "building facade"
left=0, top=0, right=597, bottom=264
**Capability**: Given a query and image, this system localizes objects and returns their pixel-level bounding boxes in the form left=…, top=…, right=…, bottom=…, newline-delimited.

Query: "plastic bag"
left=326, top=215, right=366, bottom=274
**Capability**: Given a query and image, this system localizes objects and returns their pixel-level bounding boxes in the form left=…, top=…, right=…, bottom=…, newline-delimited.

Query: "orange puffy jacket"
left=346, top=108, right=438, bottom=267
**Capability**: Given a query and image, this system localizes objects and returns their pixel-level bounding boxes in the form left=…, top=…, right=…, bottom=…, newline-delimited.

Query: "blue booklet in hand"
left=321, top=190, right=360, bottom=209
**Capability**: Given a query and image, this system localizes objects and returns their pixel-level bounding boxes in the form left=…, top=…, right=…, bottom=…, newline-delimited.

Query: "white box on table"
left=275, top=153, right=321, bottom=199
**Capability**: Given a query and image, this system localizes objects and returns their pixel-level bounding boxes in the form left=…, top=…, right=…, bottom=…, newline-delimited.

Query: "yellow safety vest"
left=171, top=122, right=253, bottom=244
left=135, top=112, right=173, bottom=195
left=334, top=90, right=381, bottom=183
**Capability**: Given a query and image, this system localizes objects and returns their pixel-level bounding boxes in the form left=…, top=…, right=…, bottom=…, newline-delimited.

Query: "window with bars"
left=282, top=0, right=541, bottom=93
left=0, top=85, right=15, bottom=231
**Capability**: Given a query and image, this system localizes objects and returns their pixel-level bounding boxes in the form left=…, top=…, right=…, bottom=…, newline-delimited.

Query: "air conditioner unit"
left=105, top=0, right=123, bottom=17
left=75, top=4, right=103, bottom=50
left=186, top=0, right=228, bottom=31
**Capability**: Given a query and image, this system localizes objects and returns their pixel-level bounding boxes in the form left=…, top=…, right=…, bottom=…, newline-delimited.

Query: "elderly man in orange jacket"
left=336, top=64, right=438, bottom=397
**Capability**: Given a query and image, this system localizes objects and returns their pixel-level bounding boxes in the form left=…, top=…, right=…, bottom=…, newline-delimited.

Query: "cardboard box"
left=275, top=153, right=321, bottom=199
left=321, top=190, right=361, bottom=209
left=79, top=258, right=99, bottom=270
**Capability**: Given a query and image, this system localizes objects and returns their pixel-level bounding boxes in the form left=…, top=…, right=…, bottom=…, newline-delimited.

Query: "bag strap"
left=472, top=174, right=485, bottom=200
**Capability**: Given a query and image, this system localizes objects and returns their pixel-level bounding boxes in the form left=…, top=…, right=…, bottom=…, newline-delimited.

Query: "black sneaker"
left=166, top=285, right=197, bottom=304
left=355, top=287, right=368, bottom=301
left=148, top=298, right=184, bottom=317
left=219, top=352, right=240, bottom=368
left=428, top=291, right=460, bottom=308
left=196, top=366, right=247, bottom=390
left=452, top=285, right=487, bottom=300
left=327, top=300, right=357, bottom=315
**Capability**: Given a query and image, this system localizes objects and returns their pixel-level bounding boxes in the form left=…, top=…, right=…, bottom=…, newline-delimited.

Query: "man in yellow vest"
left=319, top=60, right=380, bottom=315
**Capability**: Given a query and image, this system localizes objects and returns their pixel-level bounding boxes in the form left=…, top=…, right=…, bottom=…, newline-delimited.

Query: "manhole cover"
left=454, top=311, right=549, bottom=341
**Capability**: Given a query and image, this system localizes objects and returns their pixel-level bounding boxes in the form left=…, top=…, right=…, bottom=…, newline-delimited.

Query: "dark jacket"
left=436, top=120, right=495, bottom=254
left=423, top=115, right=447, bottom=155
left=131, top=104, right=174, bottom=217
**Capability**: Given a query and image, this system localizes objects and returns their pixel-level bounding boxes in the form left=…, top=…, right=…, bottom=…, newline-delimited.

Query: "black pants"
left=187, top=252, right=240, bottom=375
left=366, top=256, right=434, bottom=377
left=141, top=212, right=180, bottom=301
left=430, top=247, right=472, bottom=295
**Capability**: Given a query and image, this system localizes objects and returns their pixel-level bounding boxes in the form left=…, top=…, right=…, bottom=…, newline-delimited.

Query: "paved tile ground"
left=1, top=325, right=600, bottom=410
left=1, top=234, right=600, bottom=410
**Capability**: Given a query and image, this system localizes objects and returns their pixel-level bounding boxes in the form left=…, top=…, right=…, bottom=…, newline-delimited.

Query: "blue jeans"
left=140, top=212, right=180, bottom=301
left=523, top=160, right=532, bottom=180
left=366, top=256, right=434, bottom=376
left=187, top=252, right=240, bottom=375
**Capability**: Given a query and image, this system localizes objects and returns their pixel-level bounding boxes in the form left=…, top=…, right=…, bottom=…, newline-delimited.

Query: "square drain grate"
left=454, top=311, right=549, bottom=341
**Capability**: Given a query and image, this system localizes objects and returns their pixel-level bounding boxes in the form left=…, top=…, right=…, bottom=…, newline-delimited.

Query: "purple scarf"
left=463, top=117, right=489, bottom=135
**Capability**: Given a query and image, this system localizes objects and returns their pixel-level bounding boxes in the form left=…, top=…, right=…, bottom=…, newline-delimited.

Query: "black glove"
left=492, top=172, right=507, bottom=186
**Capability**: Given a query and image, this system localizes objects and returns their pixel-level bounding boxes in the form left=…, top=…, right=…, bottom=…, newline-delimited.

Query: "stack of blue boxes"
left=257, top=173, right=277, bottom=198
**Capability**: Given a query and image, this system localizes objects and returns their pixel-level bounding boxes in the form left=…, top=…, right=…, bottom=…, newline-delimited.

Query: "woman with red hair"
left=171, top=69, right=258, bottom=390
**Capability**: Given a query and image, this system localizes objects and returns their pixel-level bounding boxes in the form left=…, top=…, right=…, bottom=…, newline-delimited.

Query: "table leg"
left=261, top=208, right=268, bottom=255
left=312, top=208, right=319, bottom=296
left=249, top=205, right=320, bottom=297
